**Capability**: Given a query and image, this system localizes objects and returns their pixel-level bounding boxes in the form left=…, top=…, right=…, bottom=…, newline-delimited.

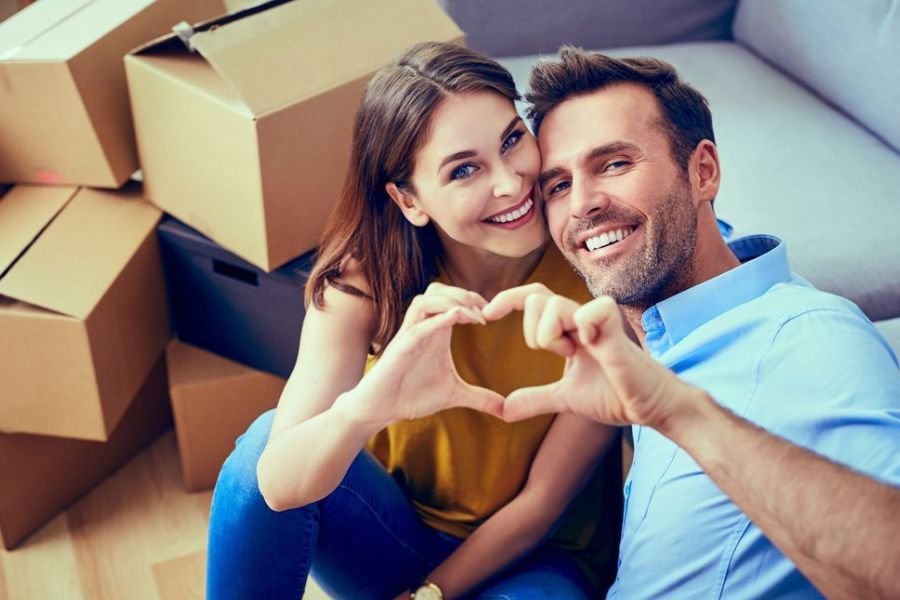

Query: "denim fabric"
left=207, top=409, right=593, bottom=599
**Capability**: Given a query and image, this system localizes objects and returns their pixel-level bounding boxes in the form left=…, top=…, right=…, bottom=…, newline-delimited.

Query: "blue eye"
left=605, top=159, right=630, bottom=172
left=546, top=180, right=571, bottom=197
left=450, top=164, right=478, bottom=181
left=501, top=130, right=524, bottom=153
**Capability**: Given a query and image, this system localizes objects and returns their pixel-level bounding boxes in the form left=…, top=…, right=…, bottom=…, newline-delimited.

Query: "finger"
left=572, top=296, right=624, bottom=347
left=535, top=295, right=579, bottom=356
left=502, top=384, right=565, bottom=422
left=424, top=282, right=488, bottom=310
left=482, top=283, right=552, bottom=321
left=459, top=306, right=487, bottom=325
left=521, top=292, right=548, bottom=349
left=402, top=295, right=455, bottom=329
left=456, top=383, right=505, bottom=418
left=404, top=306, right=469, bottom=342
left=402, top=295, right=484, bottom=329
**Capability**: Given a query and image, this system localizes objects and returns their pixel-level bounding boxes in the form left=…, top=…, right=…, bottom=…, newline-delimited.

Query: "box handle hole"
left=212, top=260, right=259, bottom=286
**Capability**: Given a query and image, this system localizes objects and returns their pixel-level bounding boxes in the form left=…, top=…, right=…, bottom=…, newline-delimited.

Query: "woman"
left=207, top=42, right=622, bottom=599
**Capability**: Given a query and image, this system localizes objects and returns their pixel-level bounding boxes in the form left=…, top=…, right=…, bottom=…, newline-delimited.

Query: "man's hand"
left=336, top=283, right=504, bottom=427
left=483, top=284, right=694, bottom=428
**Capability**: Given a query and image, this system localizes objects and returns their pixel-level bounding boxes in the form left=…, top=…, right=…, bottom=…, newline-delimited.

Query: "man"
left=483, top=47, right=900, bottom=598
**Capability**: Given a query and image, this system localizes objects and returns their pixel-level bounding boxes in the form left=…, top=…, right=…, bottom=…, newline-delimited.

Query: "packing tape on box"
left=172, top=22, right=197, bottom=53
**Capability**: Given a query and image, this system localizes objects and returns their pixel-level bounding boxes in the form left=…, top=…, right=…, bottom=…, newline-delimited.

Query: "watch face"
left=413, top=584, right=442, bottom=600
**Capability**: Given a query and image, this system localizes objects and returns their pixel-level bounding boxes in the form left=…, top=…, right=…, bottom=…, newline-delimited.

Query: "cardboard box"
left=223, top=0, right=263, bottom=13
left=0, top=183, right=170, bottom=441
left=158, top=216, right=313, bottom=378
left=0, top=0, right=226, bottom=187
left=0, top=0, right=19, bottom=22
left=126, top=0, right=463, bottom=271
left=166, top=340, right=284, bottom=491
left=0, top=356, right=172, bottom=550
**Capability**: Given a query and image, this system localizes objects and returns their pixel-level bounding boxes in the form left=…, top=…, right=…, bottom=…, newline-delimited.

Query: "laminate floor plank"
left=0, top=429, right=332, bottom=599
left=0, top=516, right=82, bottom=599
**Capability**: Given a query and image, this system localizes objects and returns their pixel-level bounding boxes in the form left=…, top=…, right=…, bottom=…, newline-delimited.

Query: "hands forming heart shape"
left=341, top=282, right=695, bottom=431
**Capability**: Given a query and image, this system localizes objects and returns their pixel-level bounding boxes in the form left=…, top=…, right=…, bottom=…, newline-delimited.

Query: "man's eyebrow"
left=499, top=115, right=522, bottom=142
left=538, top=166, right=565, bottom=189
left=539, top=141, right=640, bottom=187
left=438, top=150, right=477, bottom=173
left=584, top=141, right=640, bottom=163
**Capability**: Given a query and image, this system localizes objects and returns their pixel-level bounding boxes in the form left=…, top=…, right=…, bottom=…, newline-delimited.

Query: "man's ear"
left=386, top=182, right=430, bottom=227
left=690, top=140, right=721, bottom=206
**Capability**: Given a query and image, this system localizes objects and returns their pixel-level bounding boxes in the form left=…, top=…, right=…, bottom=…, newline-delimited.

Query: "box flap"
left=188, top=0, right=463, bottom=115
left=0, top=184, right=161, bottom=320
left=0, top=0, right=157, bottom=62
left=128, top=0, right=290, bottom=58
left=0, top=185, right=78, bottom=279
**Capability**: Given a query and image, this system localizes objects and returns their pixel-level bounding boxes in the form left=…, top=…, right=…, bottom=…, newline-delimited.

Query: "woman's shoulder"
left=332, top=256, right=373, bottom=298
left=312, top=256, right=376, bottom=329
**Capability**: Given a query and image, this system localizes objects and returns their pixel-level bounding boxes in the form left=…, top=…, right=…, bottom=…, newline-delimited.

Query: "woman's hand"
left=334, top=283, right=504, bottom=428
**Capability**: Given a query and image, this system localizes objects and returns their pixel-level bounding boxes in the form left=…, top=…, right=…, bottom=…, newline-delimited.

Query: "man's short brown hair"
left=527, top=46, right=715, bottom=172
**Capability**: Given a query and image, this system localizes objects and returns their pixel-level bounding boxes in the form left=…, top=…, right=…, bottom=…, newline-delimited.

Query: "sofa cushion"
left=875, top=318, right=900, bottom=359
left=500, top=42, right=900, bottom=321
left=438, top=0, right=737, bottom=57
left=733, top=0, right=900, bottom=154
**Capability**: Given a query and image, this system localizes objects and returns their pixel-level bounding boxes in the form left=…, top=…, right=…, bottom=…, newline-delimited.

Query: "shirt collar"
left=641, top=235, right=790, bottom=356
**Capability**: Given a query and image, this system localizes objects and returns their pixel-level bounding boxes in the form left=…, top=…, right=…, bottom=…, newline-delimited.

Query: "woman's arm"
left=258, top=280, right=502, bottom=511
left=257, top=279, right=378, bottom=510
left=418, top=415, right=619, bottom=599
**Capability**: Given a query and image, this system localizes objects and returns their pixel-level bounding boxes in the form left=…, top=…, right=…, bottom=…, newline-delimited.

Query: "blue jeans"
left=207, top=410, right=594, bottom=599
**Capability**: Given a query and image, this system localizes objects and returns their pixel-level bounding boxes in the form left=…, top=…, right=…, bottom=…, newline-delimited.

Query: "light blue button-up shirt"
left=608, top=235, right=900, bottom=599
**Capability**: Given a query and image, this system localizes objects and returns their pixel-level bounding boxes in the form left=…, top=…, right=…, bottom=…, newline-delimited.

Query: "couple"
left=207, top=42, right=900, bottom=599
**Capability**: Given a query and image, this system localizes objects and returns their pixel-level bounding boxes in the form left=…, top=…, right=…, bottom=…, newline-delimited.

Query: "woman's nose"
left=492, top=162, right=522, bottom=198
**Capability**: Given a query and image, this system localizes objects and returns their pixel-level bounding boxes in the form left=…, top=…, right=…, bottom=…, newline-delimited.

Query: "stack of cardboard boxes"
left=0, top=0, right=463, bottom=547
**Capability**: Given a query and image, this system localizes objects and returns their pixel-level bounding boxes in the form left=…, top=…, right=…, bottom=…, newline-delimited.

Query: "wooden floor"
left=0, top=430, right=328, bottom=599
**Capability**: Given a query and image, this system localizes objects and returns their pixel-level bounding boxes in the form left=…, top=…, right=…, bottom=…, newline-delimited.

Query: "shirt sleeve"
left=742, top=307, right=900, bottom=486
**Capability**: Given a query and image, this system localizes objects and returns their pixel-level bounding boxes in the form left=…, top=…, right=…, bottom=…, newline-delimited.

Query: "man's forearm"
left=658, top=391, right=900, bottom=600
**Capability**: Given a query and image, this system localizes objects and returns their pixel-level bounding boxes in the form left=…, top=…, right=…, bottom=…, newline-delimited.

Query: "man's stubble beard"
left=565, top=180, right=698, bottom=310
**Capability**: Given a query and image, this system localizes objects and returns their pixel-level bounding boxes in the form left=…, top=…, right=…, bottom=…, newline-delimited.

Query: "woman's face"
left=395, top=90, right=545, bottom=258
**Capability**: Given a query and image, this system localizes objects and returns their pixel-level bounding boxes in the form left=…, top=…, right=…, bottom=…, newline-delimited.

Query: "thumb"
left=502, top=384, right=564, bottom=422
left=457, top=383, right=506, bottom=418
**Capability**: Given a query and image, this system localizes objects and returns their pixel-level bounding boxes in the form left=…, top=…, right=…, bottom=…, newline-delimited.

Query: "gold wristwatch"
left=411, top=581, right=444, bottom=600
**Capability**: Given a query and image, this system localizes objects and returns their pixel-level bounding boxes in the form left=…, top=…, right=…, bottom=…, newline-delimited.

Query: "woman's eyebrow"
left=499, top=115, right=522, bottom=141
left=436, top=116, right=523, bottom=174
left=438, top=150, right=477, bottom=173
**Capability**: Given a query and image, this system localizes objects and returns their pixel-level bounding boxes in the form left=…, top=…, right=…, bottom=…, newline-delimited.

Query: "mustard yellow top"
left=365, top=244, right=621, bottom=591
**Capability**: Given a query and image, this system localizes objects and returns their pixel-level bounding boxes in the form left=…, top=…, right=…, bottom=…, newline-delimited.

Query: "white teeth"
left=488, top=197, right=533, bottom=224
left=585, top=227, right=634, bottom=251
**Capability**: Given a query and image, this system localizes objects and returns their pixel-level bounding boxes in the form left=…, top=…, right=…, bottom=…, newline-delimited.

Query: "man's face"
left=538, top=83, right=699, bottom=306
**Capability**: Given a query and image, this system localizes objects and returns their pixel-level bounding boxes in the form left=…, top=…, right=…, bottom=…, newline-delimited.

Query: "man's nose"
left=569, top=178, right=609, bottom=219
left=492, top=162, right=522, bottom=198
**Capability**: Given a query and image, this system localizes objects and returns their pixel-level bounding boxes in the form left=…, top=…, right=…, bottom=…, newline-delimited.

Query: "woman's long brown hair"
left=305, top=42, right=520, bottom=355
